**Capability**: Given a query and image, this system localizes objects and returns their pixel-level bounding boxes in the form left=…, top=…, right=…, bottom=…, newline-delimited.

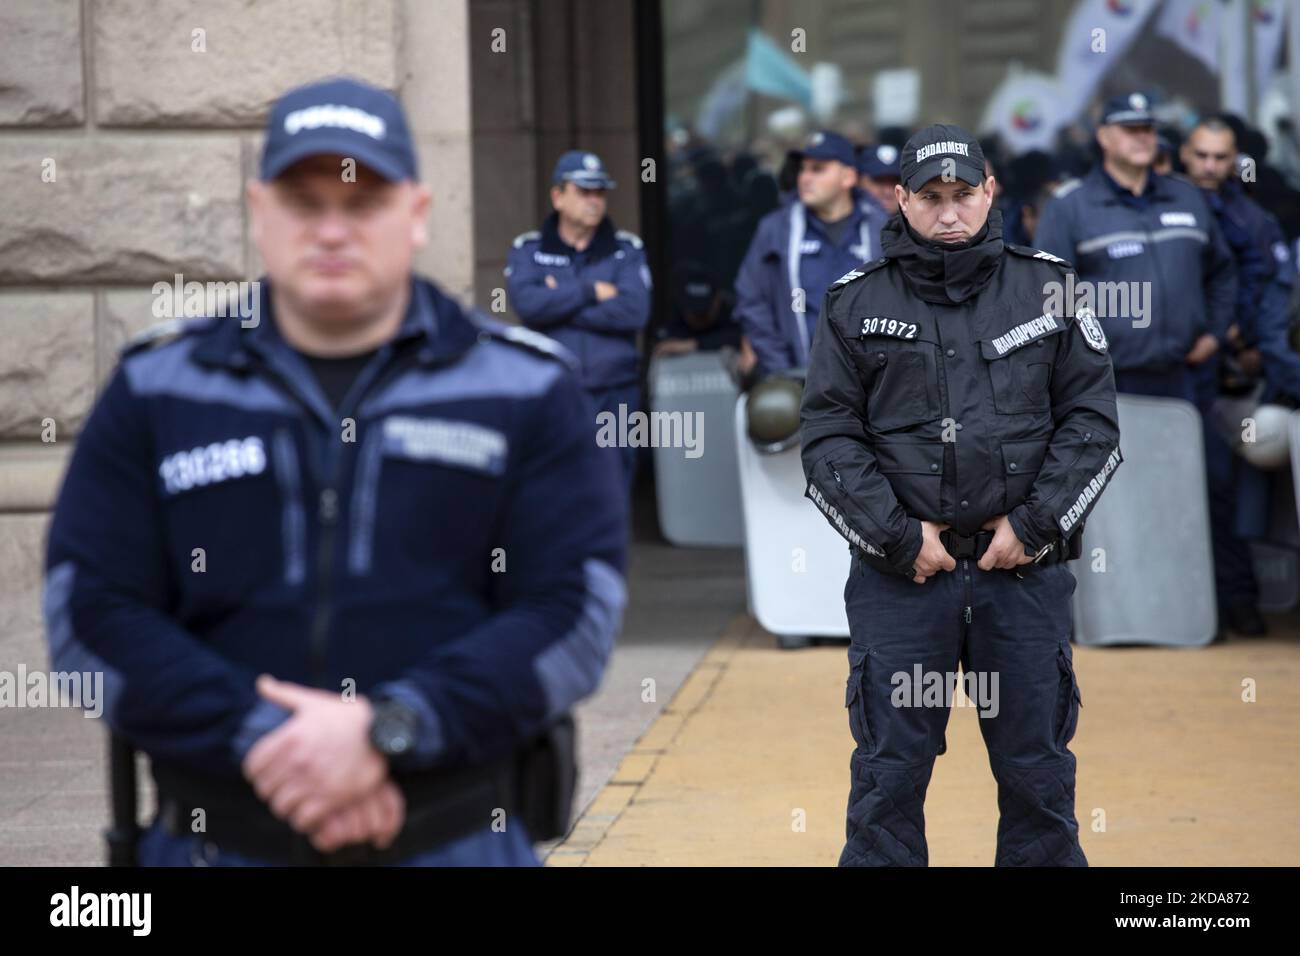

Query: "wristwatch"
left=1030, top=541, right=1056, bottom=564
left=368, top=696, right=420, bottom=759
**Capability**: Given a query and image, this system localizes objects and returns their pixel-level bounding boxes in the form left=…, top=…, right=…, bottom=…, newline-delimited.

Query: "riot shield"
left=648, top=351, right=744, bottom=547
left=1072, top=394, right=1216, bottom=646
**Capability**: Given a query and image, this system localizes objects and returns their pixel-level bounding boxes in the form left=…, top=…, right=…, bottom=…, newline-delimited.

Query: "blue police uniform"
left=733, top=190, right=886, bottom=376
left=734, top=131, right=888, bottom=377
left=506, top=151, right=651, bottom=492
left=1211, top=183, right=1300, bottom=545
left=43, top=276, right=628, bottom=866
left=1035, top=163, right=1254, bottom=619
left=1034, top=166, right=1237, bottom=391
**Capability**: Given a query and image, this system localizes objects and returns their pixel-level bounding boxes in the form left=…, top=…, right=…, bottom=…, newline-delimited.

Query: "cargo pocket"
left=874, top=439, right=944, bottom=518
left=846, top=648, right=876, bottom=754
left=853, top=338, right=941, bottom=432
left=979, top=323, right=1064, bottom=416
left=1053, top=641, right=1082, bottom=751
left=999, top=436, right=1049, bottom=513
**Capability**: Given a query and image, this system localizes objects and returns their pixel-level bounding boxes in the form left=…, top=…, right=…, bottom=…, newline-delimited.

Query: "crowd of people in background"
left=507, top=93, right=1300, bottom=636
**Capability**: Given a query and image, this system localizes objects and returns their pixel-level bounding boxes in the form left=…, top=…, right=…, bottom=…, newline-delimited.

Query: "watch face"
left=372, top=703, right=417, bottom=756
left=383, top=727, right=412, bottom=755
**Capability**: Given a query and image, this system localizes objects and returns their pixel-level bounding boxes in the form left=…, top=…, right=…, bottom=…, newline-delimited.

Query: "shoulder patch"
left=832, top=256, right=889, bottom=288
left=614, top=229, right=644, bottom=250
left=471, top=313, right=578, bottom=372
left=511, top=230, right=541, bottom=249
left=121, top=316, right=217, bottom=358
left=1074, top=306, right=1107, bottom=353
left=1051, top=178, right=1082, bottom=200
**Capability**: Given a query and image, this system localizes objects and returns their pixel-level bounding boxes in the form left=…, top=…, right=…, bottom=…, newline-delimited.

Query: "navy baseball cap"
left=858, top=142, right=901, bottom=179
left=261, top=77, right=418, bottom=182
left=676, top=263, right=718, bottom=312
left=1101, top=92, right=1155, bottom=127
left=553, top=150, right=616, bottom=189
left=793, top=130, right=856, bottom=167
left=900, top=124, right=986, bottom=191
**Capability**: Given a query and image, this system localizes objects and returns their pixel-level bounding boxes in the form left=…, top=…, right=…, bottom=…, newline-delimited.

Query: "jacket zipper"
left=309, top=484, right=339, bottom=687
left=271, top=428, right=306, bottom=587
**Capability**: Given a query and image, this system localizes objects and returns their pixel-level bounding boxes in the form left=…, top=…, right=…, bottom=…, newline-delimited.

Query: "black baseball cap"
left=261, top=77, right=418, bottom=182
left=675, top=263, right=718, bottom=313
left=899, top=124, right=986, bottom=192
left=1101, top=92, right=1155, bottom=127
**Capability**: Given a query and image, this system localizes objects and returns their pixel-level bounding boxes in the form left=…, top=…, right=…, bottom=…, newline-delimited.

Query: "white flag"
left=1253, top=0, right=1288, bottom=102
left=1055, top=0, right=1161, bottom=124
left=979, top=70, right=1067, bottom=155
left=1222, top=0, right=1249, bottom=114
left=1155, top=0, right=1223, bottom=73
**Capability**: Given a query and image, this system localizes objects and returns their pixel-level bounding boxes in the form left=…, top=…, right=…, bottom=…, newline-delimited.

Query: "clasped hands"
left=908, top=516, right=1033, bottom=584
left=240, top=676, right=405, bottom=854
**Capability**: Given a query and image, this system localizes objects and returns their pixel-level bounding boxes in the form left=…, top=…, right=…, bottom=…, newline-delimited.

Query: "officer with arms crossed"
left=506, top=151, right=650, bottom=493
left=801, top=124, right=1122, bottom=866
left=44, top=77, right=627, bottom=866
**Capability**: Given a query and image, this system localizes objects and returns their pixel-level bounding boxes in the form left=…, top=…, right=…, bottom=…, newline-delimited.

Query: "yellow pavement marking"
left=550, top=616, right=1300, bottom=866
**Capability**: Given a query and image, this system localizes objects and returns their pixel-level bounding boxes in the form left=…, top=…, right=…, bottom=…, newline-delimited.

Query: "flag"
left=1253, top=0, right=1288, bottom=102
left=1155, top=0, right=1222, bottom=73
left=1054, top=0, right=1161, bottom=124
left=979, top=70, right=1067, bottom=155
left=744, top=29, right=811, bottom=107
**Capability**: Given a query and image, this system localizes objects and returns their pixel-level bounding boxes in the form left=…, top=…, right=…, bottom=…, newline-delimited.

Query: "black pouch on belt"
left=515, top=714, right=578, bottom=842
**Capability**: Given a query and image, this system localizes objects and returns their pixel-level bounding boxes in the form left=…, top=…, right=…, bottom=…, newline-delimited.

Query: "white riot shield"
left=1248, top=410, right=1300, bottom=611
left=734, top=396, right=851, bottom=637
left=648, top=351, right=744, bottom=547
left=1072, top=394, right=1217, bottom=646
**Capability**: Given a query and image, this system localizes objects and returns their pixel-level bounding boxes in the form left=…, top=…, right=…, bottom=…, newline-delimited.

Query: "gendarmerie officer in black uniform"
left=800, top=124, right=1122, bottom=867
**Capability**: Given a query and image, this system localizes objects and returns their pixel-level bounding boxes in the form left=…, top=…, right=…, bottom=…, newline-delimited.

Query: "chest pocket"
left=348, top=416, right=509, bottom=577
left=849, top=319, right=942, bottom=432
left=978, top=311, right=1066, bottom=415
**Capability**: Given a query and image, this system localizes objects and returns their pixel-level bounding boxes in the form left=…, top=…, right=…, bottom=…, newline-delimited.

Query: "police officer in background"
left=857, top=142, right=901, bottom=216
left=1034, top=94, right=1252, bottom=635
left=651, top=261, right=743, bottom=358
left=506, top=151, right=650, bottom=492
left=734, top=130, right=887, bottom=378
left=44, top=78, right=628, bottom=866
left=1182, top=118, right=1300, bottom=402
left=1183, top=118, right=1300, bottom=577
left=801, top=124, right=1121, bottom=866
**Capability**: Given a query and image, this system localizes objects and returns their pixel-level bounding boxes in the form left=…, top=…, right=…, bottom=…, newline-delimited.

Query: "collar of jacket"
left=540, top=211, right=617, bottom=258
left=1091, top=164, right=1170, bottom=205
left=880, top=206, right=1004, bottom=304
left=192, top=275, right=479, bottom=374
left=802, top=187, right=875, bottom=239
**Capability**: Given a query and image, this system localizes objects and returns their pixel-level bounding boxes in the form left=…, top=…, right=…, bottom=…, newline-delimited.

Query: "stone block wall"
left=0, top=0, right=474, bottom=652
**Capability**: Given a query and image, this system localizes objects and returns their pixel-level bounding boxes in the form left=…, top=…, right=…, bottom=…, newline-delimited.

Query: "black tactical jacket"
left=800, top=210, right=1123, bottom=576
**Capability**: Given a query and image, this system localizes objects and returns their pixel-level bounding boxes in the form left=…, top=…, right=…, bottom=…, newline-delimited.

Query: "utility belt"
left=857, top=526, right=1081, bottom=580
left=150, top=716, right=576, bottom=866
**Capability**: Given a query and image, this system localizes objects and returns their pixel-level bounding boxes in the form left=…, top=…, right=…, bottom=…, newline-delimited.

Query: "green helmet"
left=746, top=375, right=804, bottom=453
